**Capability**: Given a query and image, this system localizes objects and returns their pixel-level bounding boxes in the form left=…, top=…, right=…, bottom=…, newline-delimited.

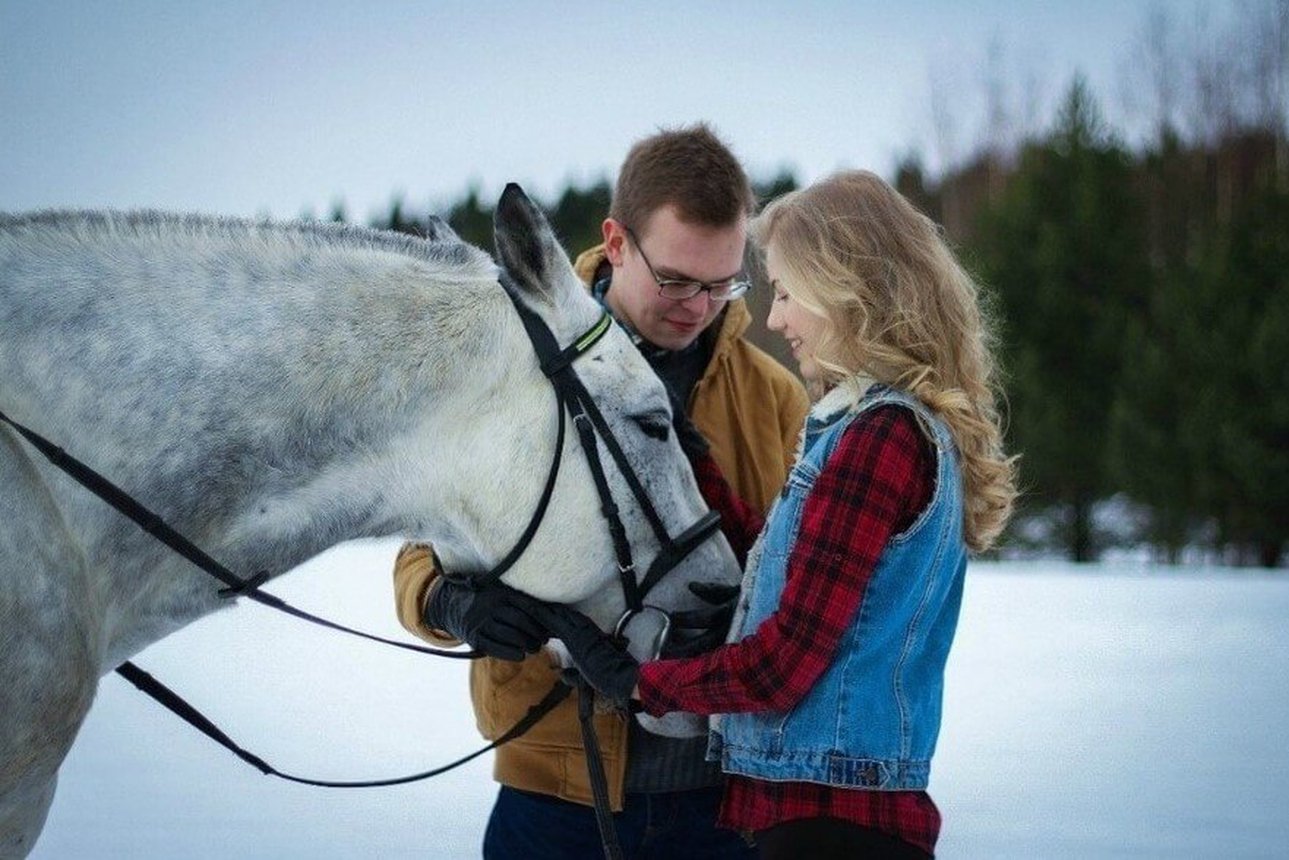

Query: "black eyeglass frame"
left=624, top=227, right=751, bottom=302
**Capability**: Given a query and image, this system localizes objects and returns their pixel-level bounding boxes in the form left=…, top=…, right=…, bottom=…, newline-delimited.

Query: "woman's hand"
left=661, top=582, right=740, bottom=657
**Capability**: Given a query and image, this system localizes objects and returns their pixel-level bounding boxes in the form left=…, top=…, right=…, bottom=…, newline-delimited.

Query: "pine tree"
left=1189, top=187, right=1289, bottom=565
left=445, top=186, right=493, bottom=253
left=973, top=77, right=1149, bottom=560
left=549, top=180, right=611, bottom=257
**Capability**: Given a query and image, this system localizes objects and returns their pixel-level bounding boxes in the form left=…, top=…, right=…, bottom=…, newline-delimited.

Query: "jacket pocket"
left=473, top=652, right=563, bottom=740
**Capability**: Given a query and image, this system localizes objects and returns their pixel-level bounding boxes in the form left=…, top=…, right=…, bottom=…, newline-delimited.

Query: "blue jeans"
left=483, top=785, right=755, bottom=860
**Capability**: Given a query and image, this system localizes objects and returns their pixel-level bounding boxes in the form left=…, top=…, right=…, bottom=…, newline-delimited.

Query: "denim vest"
left=708, top=382, right=967, bottom=790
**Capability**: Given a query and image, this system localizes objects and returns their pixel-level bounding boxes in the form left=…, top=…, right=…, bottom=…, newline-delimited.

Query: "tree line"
left=893, top=2, right=1287, bottom=567
left=327, top=3, right=1285, bottom=567
left=901, top=81, right=1285, bottom=568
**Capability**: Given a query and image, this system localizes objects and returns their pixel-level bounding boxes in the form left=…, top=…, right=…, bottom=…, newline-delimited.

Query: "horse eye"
left=633, top=413, right=671, bottom=442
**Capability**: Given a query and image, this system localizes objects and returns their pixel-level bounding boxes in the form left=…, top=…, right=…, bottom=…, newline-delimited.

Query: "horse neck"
left=208, top=275, right=522, bottom=573
left=3, top=215, right=521, bottom=634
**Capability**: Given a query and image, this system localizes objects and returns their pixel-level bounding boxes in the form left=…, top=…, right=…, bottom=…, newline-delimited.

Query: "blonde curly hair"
left=753, top=170, right=1017, bottom=552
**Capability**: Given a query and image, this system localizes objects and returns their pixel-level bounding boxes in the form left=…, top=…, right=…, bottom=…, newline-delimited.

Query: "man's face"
left=602, top=205, right=747, bottom=351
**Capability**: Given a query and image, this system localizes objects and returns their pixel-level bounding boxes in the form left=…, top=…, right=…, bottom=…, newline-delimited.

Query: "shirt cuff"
left=636, top=659, right=685, bottom=717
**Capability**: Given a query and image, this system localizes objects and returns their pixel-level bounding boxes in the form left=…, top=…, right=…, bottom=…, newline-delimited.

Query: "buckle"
left=613, top=605, right=672, bottom=662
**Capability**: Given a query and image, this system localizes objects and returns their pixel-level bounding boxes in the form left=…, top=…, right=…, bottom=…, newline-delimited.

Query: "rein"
left=0, top=406, right=477, bottom=661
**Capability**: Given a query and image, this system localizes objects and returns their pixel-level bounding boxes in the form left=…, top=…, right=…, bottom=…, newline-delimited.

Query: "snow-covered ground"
left=30, top=541, right=1289, bottom=858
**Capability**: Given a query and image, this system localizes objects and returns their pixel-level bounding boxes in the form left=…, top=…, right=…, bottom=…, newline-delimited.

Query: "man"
left=394, top=124, right=808, bottom=858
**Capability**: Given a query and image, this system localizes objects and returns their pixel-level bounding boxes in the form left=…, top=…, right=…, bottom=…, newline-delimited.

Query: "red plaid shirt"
left=637, top=405, right=941, bottom=854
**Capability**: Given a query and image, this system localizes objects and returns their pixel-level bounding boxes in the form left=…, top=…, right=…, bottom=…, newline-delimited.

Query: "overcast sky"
left=2, top=0, right=1211, bottom=223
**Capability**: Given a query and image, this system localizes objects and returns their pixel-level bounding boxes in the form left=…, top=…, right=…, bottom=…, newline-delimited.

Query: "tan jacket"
left=393, top=245, right=808, bottom=809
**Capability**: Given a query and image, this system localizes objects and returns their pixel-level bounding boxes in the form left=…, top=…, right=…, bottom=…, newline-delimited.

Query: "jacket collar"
left=808, top=375, right=878, bottom=425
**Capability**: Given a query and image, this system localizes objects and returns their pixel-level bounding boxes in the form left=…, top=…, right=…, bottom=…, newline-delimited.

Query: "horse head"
left=430, top=185, right=742, bottom=735
left=0, top=187, right=743, bottom=854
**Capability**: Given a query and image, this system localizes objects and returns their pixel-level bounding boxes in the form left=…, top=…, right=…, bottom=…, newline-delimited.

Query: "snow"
left=30, top=542, right=1289, bottom=858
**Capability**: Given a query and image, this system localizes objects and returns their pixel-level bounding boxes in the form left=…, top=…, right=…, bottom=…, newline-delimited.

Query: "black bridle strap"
left=468, top=302, right=615, bottom=590
left=565, top=375, right=672, bottom=545
left=474, top=385, right=569, bottom=582
left=577, top=678, right=626, bottom=860
left=565, top=397, right=641, bottom=609
left=558, top=375, right=722, bottom=607
left=476, top=311, right=614, bottom=583
left=0, top=407, right=252, bottom=595
left=0, top=407, right=476, bottom=660
left=115, top=660, right=572, bottom=788
left=505, top=295, right=644, bottom=600
left=540, top=313, right=612, bottom=376
left=637, top=509, right=722, bottom=598
left=502, top=290, right=725, bottom=614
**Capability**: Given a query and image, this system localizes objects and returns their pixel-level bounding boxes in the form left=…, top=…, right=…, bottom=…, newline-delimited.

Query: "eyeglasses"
left=625, top=227, right=750, bottom=302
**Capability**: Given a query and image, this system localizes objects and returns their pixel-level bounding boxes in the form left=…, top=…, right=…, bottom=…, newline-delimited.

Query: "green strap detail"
left=575, top=313, right=612, bottom=353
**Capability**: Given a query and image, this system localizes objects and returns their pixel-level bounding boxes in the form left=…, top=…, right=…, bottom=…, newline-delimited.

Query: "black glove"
left=665, top=382, right=710, bottom=460
left=528, top=602, right=640, bottom=707
left=661, top=582, right=740, bottom=658
left=424, top=576, right=549, bottom=661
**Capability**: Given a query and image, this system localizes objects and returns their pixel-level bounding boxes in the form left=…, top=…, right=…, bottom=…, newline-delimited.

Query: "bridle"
left=0, top=275, right=726, bottom=860
left=472, top=280, right=725, bottom=860
left=465, top=275, right=722, bottom=646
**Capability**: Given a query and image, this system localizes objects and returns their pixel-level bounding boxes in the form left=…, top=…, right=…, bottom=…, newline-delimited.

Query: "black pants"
left=483, top=785, right=754, bottom=859
left=755, top=817, right=931, bottom=859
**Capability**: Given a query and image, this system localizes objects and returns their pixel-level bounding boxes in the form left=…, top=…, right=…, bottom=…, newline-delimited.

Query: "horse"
left=0, top=185, right=740, bottom=858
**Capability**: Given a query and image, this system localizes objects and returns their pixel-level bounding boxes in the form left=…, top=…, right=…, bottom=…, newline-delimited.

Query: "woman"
left=559, top=170, right=1017, bottom=858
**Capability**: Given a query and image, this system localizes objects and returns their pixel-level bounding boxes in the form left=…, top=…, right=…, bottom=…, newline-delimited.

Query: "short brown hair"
left=610, top=123, right=755, bottom=234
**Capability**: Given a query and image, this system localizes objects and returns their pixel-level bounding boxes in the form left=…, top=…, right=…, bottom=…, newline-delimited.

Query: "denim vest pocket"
left=761, top=459, right=819, bottom=564
left=784, top=457, right=821, bottom=494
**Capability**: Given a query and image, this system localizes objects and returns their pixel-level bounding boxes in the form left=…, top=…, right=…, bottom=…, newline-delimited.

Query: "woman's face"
left=764, top=243, right=829, bottom=382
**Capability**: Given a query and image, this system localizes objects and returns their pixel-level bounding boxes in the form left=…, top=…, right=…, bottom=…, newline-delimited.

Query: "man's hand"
left=661, top=581, right=740, bottom=658
left=424, top=577, right=549, bottom=661
left=528, top=603, right=640, bottom=707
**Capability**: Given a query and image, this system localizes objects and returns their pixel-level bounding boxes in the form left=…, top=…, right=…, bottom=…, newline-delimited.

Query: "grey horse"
left=0, top=185, right=738, bottom=857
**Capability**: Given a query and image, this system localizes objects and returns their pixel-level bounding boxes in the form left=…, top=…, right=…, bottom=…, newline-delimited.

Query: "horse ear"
left=493, top=183, right=568, bottom=300
left=423, top=215, right=460, bottom=244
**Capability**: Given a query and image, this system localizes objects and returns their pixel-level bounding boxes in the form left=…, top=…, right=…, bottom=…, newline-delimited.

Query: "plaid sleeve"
left=691, top=450, right=765, bottom=566
left=638, top=406, right=931, bottom=716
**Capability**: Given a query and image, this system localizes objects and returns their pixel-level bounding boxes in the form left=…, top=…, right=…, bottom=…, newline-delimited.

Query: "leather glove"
left=665, top=382, right=710, bottom=460
left=424, top=576, right=549, bottom=661
left=528, top=602, right=640, bottom=707
left=661, top=582, right=740, bottom=658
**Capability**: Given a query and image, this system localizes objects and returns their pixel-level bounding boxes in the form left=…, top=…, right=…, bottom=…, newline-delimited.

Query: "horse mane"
left=1, top=206, right=514, bottom=529
left=0, top=208, right=497, bottom=280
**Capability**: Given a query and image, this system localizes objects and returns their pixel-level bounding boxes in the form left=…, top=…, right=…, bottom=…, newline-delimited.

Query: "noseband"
left=457, top=278, right=722, bottom=643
